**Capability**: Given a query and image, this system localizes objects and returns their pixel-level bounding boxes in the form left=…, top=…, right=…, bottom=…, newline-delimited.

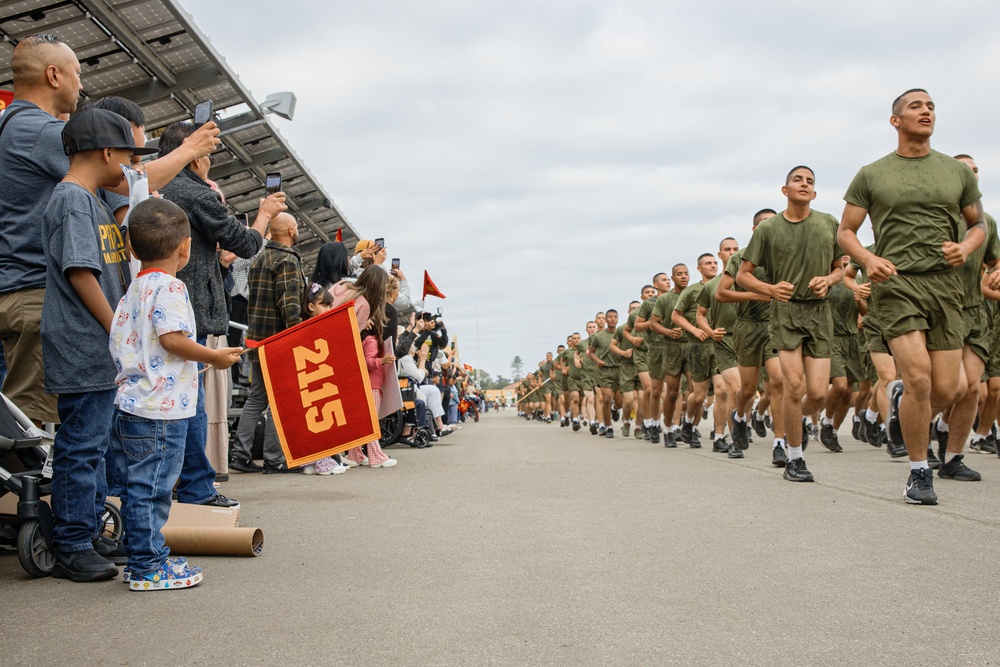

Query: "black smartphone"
left=391, top=258, right=400, bottom=272
left=265, top=172, right=282, bottom=196
left=194, top=100, right=213, bottom=125
left=240, top=214, right=249, bottom=228
left=374, top=237, right=385, bottom=250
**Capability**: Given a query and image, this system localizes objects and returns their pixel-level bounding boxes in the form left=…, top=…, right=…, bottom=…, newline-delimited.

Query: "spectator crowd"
left=0, top=34, right=484, bottom=591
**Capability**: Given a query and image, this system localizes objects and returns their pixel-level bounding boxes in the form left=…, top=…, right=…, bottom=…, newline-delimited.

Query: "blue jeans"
left=51, top=389, right=116, bottom=553
left=108, top=410, right=187, bottom=574
left=175, top=335, right=216, bottom=504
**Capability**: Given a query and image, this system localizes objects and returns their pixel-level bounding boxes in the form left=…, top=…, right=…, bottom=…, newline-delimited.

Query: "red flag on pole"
left=244, top=302, right=379, bottom=466
left=0, top=90, right=13, bottom=111
left=422, top=270, right=446, bottom=300
left=335, top=227, right=343, bottom=242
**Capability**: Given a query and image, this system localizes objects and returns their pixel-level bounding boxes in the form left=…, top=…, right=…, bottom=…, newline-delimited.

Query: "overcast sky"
left=180, top=0, right=1000, bottom=382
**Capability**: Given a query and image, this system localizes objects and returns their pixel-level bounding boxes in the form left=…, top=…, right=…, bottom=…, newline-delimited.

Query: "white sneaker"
left=332, top=463, right=349, bottom=474
left=302, top=464, right=317, bottom=475
left=371, top=458, right=397, bottom=468
left=340, top=457, right=359, bottom=468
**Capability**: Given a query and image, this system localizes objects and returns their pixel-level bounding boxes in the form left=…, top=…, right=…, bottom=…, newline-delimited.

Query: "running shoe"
left=904, top=468, right=938, bottom=505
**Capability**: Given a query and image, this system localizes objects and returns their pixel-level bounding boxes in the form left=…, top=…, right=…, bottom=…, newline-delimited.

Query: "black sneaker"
left=731, top=410, right=749, bottom=449
left=819, top=424, right=843, bottom=452
left=783, top=457, right=814, bottom=482
left=560, top=417, right=567, bottom=428
left=229, top=456, right=263, bottom=473
left=92, top=535, right=127, bottom=566
left=926, top=447, right=941, bottom=470
left=851, top=417, right=863, bottom=443
left=590, top=422, right=598, bottom=435
left=864, top=417, right=882, bottom=448
left=938, top=454, right=981, bottom=481
left=680, top=421, right=693, bottom=445
left=262, top=462, right=302, bottom=475
left=904, top=468, right=938, bottom=505
left=886, top=380, right=904, bottom=448
left=663, top=430, right=677, bottom=448
left=772, top=444, right=789, bottom=467
left=933, top=422, right=949, bottom=463
left=713, top=437, right=728, bottom=453
left=727, top=442, right=744, bottom=459
left=605, top=428, right=614, bottom=439
left=572, top=420, right=581, bottom=432
left=751, top=410, right=768, bottom=438
left=801, top=418, right=810, bottom=446
left=649, top=425, right=661, bottom=444
left=611, top=406, right=620, bottom=422
left=51, top=548, right=118, bottom=582
left=887, top=436, right=908, bottom=458
left=198, top=492, right=241, bottom=508
left=987, top=433, right=1000, bottom=456
left=688, top=428, right=702, bottom=449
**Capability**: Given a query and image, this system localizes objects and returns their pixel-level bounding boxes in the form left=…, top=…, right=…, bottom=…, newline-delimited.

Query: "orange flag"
left=335, top=227, right=343, bottom=242
left=423, top=270, right=446, bottom=300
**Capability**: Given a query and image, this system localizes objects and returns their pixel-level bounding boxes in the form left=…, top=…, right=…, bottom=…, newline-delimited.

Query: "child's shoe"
left=129, top=557, right=203, bottom=591
left=314, top=457, right=339, bottom=475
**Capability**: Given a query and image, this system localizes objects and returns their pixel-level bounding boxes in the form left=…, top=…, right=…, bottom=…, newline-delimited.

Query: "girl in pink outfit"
left=330, top=268, right=396, bottom=467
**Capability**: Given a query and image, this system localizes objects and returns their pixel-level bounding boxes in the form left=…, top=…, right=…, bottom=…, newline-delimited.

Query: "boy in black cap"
left=42, top=108, right=158, bottom=582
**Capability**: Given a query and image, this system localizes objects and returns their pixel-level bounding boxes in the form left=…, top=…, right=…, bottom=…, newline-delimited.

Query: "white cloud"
left=180, top=0, right=1000, bottom=378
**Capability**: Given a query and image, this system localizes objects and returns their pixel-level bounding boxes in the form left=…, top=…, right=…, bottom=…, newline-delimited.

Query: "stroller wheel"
left=17, top=520, right=55, bottom=578
left=101, top=502, right=124, bottom=542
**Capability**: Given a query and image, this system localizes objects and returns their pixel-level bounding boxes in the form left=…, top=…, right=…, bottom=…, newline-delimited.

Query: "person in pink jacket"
left=329, top=267, right=397, bottom=467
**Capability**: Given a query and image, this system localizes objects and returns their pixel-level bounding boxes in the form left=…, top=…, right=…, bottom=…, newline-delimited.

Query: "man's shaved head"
left=12, top=34, right=73, bottom=87
left=268, top=212, right=298, bottom=241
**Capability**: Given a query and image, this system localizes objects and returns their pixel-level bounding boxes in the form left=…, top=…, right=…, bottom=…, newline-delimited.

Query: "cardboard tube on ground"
left=162, top=526, right=264, bottom=556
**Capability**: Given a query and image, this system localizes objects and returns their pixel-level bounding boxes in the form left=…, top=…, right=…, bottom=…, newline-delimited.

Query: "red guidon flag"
left=0, top=90, right=13, bottom=112
left=335, top=227, right=343, bottom=242
left=244, top=301, right=379, bottom=467
left=423, top=270, right=446, bottom=300
left=464, top=364, right=473, bottom=372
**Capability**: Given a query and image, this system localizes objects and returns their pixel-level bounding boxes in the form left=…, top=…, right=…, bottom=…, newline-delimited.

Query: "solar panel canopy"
left=1, top=0, right=360, bottom=266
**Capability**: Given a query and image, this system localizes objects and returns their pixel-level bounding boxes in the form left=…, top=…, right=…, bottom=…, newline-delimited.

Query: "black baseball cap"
left=62, top=108, right=159, bottom=157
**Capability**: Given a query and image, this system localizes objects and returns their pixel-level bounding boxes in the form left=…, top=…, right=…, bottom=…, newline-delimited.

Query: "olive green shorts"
left=987, top=316, right=1000, bottom=379
left=648, top=345, right=667, bottom=381
left=618, top=363, right=641, bottom=392
left=561, top=375, right=569, bottom=393
left=733, top=318, right=777, bottom=369
left=714, top=335, right=738, bottom=372
left=861, top=313, right=889, bottom=354
left=831, top=334, right=864, bottom=383
left=567, top=374, right=586, bottom=394
left=632, top=346, right=649, bottom=374
left=962, top=304, right=990, bottom=365
left=687, top=341, right=716, bottom=383
left=871, top=270, right=963, bottom=351
left=662, top=341, right=689, bottom=378
left=768, top=300, right=834, bottom=358
left=596, top=365, right=620, bottom=391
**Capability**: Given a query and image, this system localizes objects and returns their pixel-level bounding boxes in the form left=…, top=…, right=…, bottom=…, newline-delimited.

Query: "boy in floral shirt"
left=108, top=198, right=242, bottom=591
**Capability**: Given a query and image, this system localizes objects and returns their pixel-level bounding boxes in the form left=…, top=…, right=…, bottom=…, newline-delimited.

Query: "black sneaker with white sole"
left=864, top=417, right=882, bottom=448
left=904, top=468, right=938, bottom=505
left=663, top=430, right=677, bottom=448
left=649, top=425, right=661, bottom=444
left=727, top=442, right=744, bottom=459
left=851, top=417, right=863, bottom=443
left=886, top=380, right=904, bottom=447
left=937, top=454, right=981, bottom=481
left=783, top=457, right=814, bottom=482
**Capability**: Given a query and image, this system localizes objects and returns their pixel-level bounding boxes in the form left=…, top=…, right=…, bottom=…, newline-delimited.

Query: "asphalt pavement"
left=2, top=411, right=1000, bottom=666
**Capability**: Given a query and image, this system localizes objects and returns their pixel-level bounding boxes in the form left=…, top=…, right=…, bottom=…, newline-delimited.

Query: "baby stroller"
left=0, top=393, right=122, bottom=577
